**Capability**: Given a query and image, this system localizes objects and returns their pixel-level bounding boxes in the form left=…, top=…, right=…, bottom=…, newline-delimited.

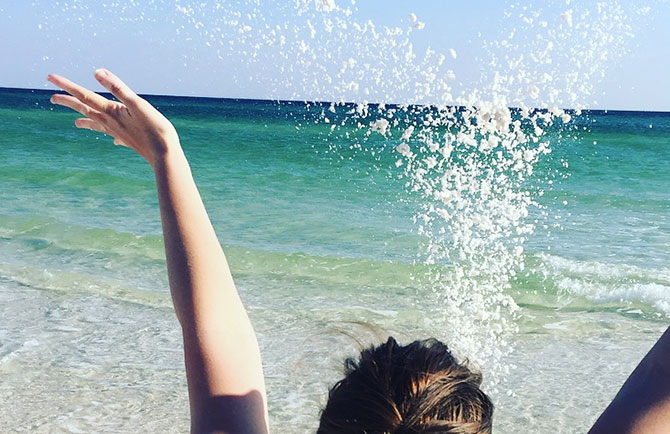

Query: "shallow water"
left=0, top=88, right=669, bottom=432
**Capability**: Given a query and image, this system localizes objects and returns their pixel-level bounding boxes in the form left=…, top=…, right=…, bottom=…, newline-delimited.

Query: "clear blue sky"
left=1, top=0, right=668, bottom=111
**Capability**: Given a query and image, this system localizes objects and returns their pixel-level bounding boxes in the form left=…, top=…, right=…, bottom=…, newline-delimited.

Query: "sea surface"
left=0, top=87, right=669, bottom=433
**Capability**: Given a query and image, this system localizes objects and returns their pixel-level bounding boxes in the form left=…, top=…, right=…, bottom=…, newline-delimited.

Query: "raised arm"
left=48, top=70, right=268, bottom=434
left=589, top=327, right=670, bottom=434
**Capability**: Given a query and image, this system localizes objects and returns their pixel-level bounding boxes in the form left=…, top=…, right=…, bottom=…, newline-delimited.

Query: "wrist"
left=151, top=139, right=186, bottom=170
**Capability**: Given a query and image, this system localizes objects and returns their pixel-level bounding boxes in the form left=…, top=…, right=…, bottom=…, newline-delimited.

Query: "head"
left=317, top=337, right=493, bottom=434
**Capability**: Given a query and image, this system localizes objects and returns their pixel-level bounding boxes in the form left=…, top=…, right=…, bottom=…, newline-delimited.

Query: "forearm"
left=153, top=144, right=238, bottom=325
left=153, top=144, right=265, bottom=399
left=589, top=327, right=670, bottom=434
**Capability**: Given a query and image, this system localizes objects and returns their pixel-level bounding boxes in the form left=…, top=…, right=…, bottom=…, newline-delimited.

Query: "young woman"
left=48, top=69, right=670, bottom=434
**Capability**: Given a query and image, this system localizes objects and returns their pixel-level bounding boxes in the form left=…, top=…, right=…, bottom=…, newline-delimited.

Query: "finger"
left=47, top=74, right=110, bottom=112
left=75, top=118, right=107, bottom=134
left=51, top=94, right=100, bottom=117
left=75, top=118, right=130, bottom=148
left=113, top=137, right=130, bottom=148
left=94, top=68, right=140, bottom=107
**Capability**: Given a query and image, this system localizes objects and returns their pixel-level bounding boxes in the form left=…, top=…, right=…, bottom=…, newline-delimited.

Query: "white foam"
left=370, top=118, right=390, bottom=136
left=315, top=0, right=337, bottom=13
left=540, top=253, right=670, bottom=285
left=558, top=278, right=670, bottom=314
left=164, top=0, right=638, bottom=388
left=401, top=125, right=415, bottom=141
left=560, top=9, right=573, bottom=27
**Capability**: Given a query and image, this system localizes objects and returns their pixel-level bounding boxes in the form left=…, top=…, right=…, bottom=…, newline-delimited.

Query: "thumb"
left=113, top=136, right=130, bottom=148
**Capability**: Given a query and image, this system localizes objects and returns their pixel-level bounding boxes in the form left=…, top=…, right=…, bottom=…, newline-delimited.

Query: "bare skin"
left=588, top=327, right=670, bottom=434
left=48, top=69, right=670, bottom=433
left=48, top=69, right=267, bottom=434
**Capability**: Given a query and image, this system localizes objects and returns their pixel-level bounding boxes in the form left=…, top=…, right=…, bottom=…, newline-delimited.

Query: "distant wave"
left=535, top=252, right=670, bottom=316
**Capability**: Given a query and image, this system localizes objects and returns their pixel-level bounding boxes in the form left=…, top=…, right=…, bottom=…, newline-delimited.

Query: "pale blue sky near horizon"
left=1, top=0, right=669, bottom=111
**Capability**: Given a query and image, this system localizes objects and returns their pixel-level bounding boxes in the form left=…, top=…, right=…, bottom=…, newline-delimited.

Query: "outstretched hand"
left=48, top=69, right=180, bottom=168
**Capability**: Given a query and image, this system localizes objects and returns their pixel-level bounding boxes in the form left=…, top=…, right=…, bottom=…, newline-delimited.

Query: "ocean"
left=0, top=86, right=668, bottom=433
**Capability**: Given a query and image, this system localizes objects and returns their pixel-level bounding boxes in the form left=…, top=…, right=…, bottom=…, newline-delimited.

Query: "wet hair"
left=317, top=337, right=493, bottom=434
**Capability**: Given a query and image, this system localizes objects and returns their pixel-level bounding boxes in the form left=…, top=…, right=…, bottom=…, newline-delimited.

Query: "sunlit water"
left=0, top=88, right=668, bottom=432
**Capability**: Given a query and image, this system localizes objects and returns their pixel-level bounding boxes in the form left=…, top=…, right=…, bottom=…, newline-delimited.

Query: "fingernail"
left=95, top=68, right=108, bottom=79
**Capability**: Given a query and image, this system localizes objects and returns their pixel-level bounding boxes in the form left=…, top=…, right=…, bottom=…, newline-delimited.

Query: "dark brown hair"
left=317, top=337, right=493, bottom=434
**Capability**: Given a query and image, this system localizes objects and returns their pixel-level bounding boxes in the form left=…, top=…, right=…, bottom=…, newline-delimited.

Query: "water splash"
left=283, top=0, right=635, bottom=387
left=36, top=0, right=644, bottom=389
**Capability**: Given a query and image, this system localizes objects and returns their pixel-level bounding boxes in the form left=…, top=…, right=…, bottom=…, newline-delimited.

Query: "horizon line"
left=1, top=86, right=669, bottom=115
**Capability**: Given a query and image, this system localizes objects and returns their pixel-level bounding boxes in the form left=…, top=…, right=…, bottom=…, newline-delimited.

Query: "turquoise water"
left=1, top=87, right=669, bottom=433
